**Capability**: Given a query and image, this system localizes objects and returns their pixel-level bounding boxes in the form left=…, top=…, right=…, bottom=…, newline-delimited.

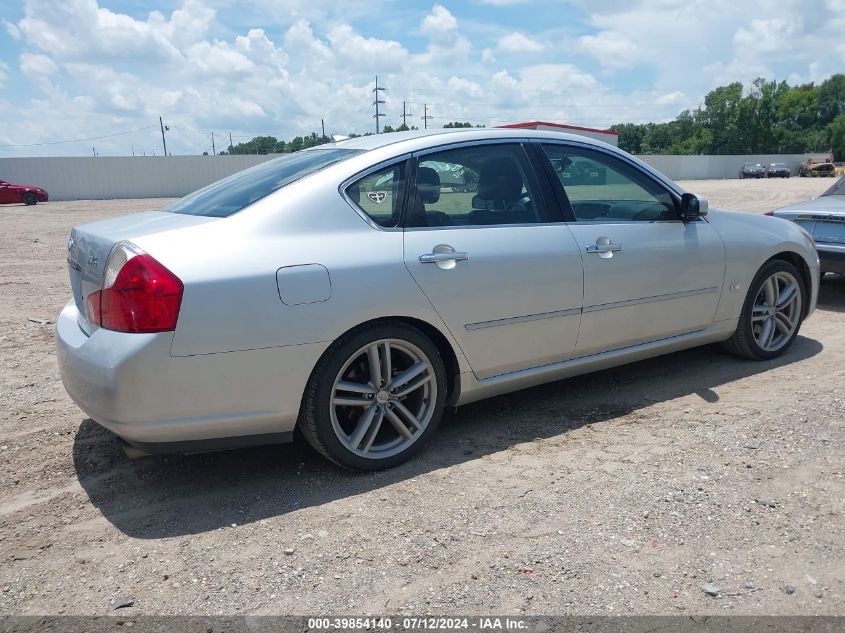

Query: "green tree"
left=828, top=114, right=845, bottom=160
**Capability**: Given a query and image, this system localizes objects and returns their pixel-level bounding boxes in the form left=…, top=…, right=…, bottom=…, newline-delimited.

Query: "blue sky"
left=1, top=0, right=843, bottom=156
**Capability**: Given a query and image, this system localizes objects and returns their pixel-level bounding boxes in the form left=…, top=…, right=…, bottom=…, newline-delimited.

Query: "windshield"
left=820, top=175, right=845, bottom=197
left=770, top=163, right=786, bottom=168
left=165, top=148, right=360, bottom=217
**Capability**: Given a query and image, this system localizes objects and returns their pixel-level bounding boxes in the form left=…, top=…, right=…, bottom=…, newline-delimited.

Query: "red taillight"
left=86, top=243, right=183, bottom=333
left=764, top=211, right=775, bottom=216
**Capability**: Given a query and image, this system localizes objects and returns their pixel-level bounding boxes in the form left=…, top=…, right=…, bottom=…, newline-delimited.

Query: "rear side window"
left=165, top=148, right=359, bottom=217
left=345, top=161, right=407, bottom=228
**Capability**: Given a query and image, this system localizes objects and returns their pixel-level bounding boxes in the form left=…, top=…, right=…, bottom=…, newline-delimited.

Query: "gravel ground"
left=0, top=178, right=843, bottom=616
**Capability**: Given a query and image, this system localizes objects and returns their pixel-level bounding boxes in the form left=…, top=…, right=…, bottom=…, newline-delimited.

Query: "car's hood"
left=14, top=184, right=46, bottom=191
left=773, top=195, right=845, bottom=217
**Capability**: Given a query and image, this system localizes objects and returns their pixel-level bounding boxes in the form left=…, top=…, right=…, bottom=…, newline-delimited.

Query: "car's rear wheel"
left=721, top=259, right=805, bottom=360
left=22, top=192, right=37, bottom=206
left=299, top=322, right=447, bottom=470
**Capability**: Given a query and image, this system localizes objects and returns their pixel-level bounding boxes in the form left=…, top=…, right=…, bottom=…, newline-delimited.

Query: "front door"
left=402, top=142, right=584, bottom=379
left=538, top=142, right=726, bottom=357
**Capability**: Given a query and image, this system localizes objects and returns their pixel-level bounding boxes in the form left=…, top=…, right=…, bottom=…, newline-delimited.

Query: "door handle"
left=419, top=251, right=469, bottom=263
left=585, top=243, right=622, bottom=254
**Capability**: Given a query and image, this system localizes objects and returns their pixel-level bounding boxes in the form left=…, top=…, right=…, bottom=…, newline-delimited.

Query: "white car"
left=56, top=128, right=820, bottom=470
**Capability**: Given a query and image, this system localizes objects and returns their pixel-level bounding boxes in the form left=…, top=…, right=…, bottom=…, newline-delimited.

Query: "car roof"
left=321, top=127, right=618, bottom=154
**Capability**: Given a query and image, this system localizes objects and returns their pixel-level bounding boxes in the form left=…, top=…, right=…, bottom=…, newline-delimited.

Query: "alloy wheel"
left=329, top=338, right=437, bottom=459
left=751, top=271, right=802, bottom=352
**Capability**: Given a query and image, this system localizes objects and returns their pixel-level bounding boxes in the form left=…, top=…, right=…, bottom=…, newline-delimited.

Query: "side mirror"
left=680, top=193, right=708, bottom=221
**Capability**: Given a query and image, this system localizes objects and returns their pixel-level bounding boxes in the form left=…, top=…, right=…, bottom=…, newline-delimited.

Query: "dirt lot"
left=0, top=178, right=843, bottom=616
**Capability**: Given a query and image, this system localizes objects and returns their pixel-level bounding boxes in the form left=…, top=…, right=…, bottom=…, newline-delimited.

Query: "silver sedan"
left=57, top=129, right=820, bottom=470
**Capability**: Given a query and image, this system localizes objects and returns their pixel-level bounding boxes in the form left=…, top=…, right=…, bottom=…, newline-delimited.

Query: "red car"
left=0, top=179, right=49, bottom=205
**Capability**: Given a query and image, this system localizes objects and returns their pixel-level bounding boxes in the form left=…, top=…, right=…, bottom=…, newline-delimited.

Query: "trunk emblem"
left=88, top=255, right=99, bottom=268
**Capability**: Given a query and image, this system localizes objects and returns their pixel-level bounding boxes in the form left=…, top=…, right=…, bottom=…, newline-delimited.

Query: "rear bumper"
left=56, top=300, right=329, bottom=445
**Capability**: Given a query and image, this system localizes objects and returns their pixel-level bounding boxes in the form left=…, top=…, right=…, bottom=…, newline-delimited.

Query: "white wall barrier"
left=0, top=152, right=817, bottom=201
left=638, top=153, right=812, bottom=181
left=0, top=155, right=277, bottom=201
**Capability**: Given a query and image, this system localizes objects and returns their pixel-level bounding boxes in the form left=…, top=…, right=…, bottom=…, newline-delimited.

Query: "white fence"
left=0, top=152, right=816, bottom=201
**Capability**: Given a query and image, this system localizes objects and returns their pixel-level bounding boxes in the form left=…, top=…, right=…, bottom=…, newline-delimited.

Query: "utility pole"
left=372, top=76, right=386, bottom=134
left=321, top=118, right=326, bottom=141
left=229, top=131, right=233, bottom=152
left=211, top=131, right=216, bottom=156
left=402, top=101, right=413, bottom=128
left=159, top=116, right=169, bottom=156
left=421, top=104, right=432, bottom=130
left=92, top=147, right=96, bottom=157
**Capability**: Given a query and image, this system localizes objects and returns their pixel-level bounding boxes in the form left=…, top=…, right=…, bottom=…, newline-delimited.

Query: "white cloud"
left=186, top=41, right=255, bottom=75
left=327, top=24, right=409, bottom=70
left=20, top=53, right=57, bottom=76
left=733, top=18, right=800, bottom=54
left=2, top=19, right=21, bottom=39
left=655, top=91, right=686, bottom=106
left=421, top=4, right=458, bottom=36
left=578, top=32, right=638, bottom=70
left=481, top=47, right=496, bottom=63
left=498, top=32, right=544, bottom=53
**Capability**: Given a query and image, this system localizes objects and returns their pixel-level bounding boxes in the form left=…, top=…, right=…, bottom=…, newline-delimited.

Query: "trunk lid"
left=67, top=211, right=217, bottom=334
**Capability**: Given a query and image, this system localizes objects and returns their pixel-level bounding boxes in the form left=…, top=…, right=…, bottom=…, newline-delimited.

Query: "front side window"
left=407, top=144, right=546, bottom=227
left=542, top=144, right=677, bottom=222
left=166, top=148, right=360, bottom=218
left=345, top=161, right=407, bottom=228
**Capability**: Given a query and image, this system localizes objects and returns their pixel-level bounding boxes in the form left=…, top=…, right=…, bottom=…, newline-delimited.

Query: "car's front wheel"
left=22, top=192, right=37, bottom=205
left=300, top=322, right=447, bottom=470
left=721, top=259, right=805, bottom=360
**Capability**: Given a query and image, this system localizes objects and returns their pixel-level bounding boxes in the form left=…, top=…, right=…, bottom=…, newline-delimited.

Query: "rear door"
left=401, top=141, right=584, bottom=379
left=537, top=142, right=726, bottom=358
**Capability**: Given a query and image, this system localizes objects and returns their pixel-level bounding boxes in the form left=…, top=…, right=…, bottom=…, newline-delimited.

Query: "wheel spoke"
left=389, top=362, right=428, bottom=391
left=367, top=344, right=382, bottom=388
left=361, top=409, right=384, bottom=454
left=392, top=400, right=423, bottom=431
left=336, top=380, right=375, bottom=395
left=380, top=342, right=392, bottom=388
left=774, top=311, right=793, bottom=336
left=763, top=277, right=777, bottom=306
left=348, top=404, right=379, bottom=449
left=392, top=373, right=433, bottom=398
left=384, top=406, right=414, bottom=440
left=776, top=282, right=797, bottom=309
left=757, top=318, right=774, bottom=349
left=332, top=395, right=372, bottom=407
left=764, top=318, right=777, bottom=348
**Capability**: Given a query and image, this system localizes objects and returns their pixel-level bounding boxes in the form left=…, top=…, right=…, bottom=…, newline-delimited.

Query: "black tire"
left=720, top=259, right=806, bottom=360
left=299, top=321, right=447, bottom=470
left=22, top=192, right=37, bottom=206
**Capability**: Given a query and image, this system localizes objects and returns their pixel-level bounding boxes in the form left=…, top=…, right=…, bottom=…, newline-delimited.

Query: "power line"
left=0, top=124, right=158, bottom=149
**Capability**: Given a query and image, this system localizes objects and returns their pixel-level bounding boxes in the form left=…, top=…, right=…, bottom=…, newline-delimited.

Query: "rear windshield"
left=821, top=175, right=845, bottom=197
left=165, top=148, right=360, bottom=217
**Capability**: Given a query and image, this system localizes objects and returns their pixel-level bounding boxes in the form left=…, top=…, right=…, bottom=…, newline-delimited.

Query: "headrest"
left=417, top=167, right=440, bottom=204
left=477, top=156, right=523, bottom=202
